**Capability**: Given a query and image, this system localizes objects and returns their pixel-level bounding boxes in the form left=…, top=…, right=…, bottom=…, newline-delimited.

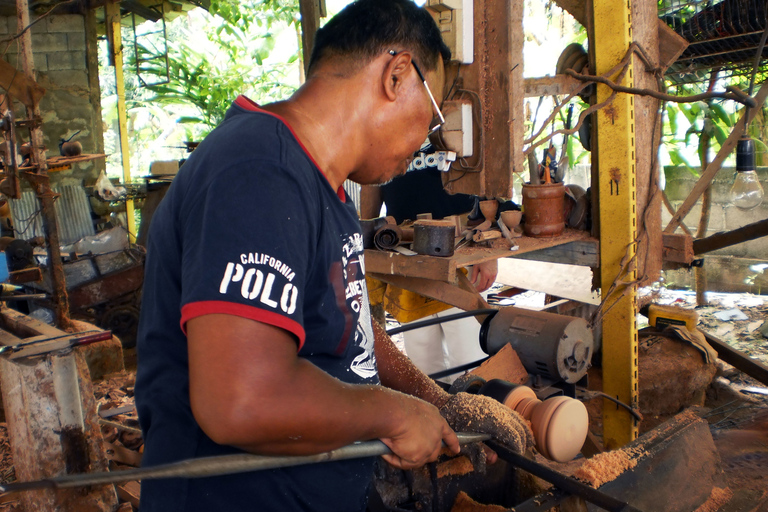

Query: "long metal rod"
left=0, top=433, right=490, bottom=494
left=486, top=441, right=642, bottom=512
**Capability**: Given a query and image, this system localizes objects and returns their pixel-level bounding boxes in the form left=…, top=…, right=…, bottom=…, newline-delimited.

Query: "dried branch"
left=565, top=69, right=756, bottom=108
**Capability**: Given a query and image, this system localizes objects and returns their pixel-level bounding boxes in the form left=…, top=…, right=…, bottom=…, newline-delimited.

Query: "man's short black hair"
left=308, top=0, right=451, bottom=76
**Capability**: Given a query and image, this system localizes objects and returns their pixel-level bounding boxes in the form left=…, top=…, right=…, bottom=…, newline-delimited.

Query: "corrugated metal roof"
left=8, top=185, right=95, bottom=245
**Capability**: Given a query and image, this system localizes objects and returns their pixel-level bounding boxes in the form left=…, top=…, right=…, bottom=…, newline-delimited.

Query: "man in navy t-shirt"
left=135, top=1, right=532, bottom=510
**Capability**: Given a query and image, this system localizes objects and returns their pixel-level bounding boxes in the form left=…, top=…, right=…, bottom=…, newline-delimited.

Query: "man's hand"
left=439, top=392, right=533, bottom=456
left=469, top=259, right=498, bottom=292
left=379, top=395, right=459, bottom=470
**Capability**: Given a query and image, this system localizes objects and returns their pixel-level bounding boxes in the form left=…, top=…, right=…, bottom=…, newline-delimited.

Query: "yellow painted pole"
left=593, top=0, right=639, bottom=449
left=106, top=0, right=137, bottom=242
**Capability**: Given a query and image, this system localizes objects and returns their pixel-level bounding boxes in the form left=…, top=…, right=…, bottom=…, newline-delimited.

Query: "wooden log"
left=693, top=218, right=768, bottom=255
left=0, top=315, right=117, bottom=511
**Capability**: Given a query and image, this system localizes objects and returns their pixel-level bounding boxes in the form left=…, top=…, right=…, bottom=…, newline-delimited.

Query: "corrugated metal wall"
left=9, top=186, right=95, bottom=245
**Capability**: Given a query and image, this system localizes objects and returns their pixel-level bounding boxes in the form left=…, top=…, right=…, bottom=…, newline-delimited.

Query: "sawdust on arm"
left=372, top=320, right=451, bottom=408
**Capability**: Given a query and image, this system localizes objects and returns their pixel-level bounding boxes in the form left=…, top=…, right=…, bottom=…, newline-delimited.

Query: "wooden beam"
left=441, top=0, right=522, bottom=198
left=299, top=0, right=322, bottom=77
left=664, top=81, right=768, bottom=234
left=368, top=272, right=489, bottom=312
left=693, top=218, right=768, bottom=255
left=701, top=330, right=768, bottom=386
left=524, top=75, right=582, bottom=98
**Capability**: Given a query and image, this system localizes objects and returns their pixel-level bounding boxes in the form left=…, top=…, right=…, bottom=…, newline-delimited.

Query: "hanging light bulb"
left=729, top=135, right=764, bottom=210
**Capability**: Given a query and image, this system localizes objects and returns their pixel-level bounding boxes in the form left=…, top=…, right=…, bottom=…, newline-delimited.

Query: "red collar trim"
left=234, top=95, right=346, bottom=202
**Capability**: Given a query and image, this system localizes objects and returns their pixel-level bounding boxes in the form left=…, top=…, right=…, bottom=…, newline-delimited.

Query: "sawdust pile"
left=694, top=487, right=734, bottom=512
left=451, top=491, right=507, bottom=512
left=573, top=447, right=645, bottom=488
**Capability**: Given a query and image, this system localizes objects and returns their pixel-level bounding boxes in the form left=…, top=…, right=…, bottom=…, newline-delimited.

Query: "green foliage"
left=130, top=10, right=297, bottom=133
left=100, top=3, right=301, bottom=179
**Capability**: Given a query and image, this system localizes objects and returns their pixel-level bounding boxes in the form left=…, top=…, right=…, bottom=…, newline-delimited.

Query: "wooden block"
left=657, top=19, right=689, bottom=71
left=470, top=343, right=528, bottom=385
left=662, top=233, right=694, bottom=264
left=115, top=481, right=141, bottom=508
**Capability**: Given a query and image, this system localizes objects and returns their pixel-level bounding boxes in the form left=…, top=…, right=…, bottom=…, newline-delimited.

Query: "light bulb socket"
left=736, top=135, right=756, bottom=172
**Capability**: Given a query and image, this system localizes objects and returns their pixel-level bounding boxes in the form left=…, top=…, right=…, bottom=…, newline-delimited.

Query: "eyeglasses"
left=389, top=50, right=445, bottom=134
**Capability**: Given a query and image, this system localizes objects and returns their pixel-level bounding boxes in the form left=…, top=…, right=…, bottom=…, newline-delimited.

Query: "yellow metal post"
left=593, top=0, right=639, bottom=448
left=106, top=0, right=137, bottom=242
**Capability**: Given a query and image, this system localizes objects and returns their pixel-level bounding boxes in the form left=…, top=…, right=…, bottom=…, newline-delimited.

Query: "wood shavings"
left=573, top=447, right=645, bottom=488
left=436, top=455, right=474, bottom=479
left=450, top=491, right=507, bottom=512
left=694, top=487, right=733, bottom=512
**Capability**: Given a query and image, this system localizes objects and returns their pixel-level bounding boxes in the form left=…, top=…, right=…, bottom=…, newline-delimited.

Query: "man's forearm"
left=372, top=320, right=450, bottom=409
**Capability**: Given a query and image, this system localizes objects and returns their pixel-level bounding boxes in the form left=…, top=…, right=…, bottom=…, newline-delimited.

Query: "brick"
left=67, top=32, right=86, bottom=52
left=45, top=69, right=89, bottom=88
left=46, top=50, right=86, bottom=71
left=34, top=53, right=48, bottom=72
left=31, top=33, right=68, bottom=52
left=44, top=15, right=84, bottom=33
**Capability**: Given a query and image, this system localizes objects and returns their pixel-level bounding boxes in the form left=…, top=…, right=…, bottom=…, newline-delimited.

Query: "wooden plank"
left=664, top=81, right=768, bottom=234
left=369, top=273, right=489, bottom=312
left=507, top=240, right=599, bottom=267
left=662, top=233, right=694, bottom=264
left=496, top=259, right=600, bottom=304
left=115, top=481, right=141, bottom=508
left=524, top=75, right=583, bottom=98
left=364, top=229, right=597, bottom=281
left=693, top=218, right=768, bottom=255
left=0, top=306, right=62, bottom=338
left=657, top=20, right=689, bottom=71
left=365, top=251, right=456, bottom=283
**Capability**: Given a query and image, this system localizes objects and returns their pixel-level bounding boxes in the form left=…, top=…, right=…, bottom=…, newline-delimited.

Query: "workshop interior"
left=0, top=0, right=765, bottom=510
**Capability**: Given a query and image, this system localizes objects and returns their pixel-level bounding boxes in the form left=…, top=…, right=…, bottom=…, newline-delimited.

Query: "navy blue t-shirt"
left=135, top=95, right=379, bottom=512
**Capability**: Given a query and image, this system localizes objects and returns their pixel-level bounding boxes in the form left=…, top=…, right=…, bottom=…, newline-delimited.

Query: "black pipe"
left=385, top=308, right=497, bottom=335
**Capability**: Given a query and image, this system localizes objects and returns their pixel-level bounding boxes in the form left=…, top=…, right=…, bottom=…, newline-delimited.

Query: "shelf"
left=364, top=228, right=598, bottom=283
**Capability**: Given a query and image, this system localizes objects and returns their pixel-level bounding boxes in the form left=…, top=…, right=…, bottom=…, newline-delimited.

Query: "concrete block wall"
left=662, top=166, right=768, bottom=259
left=1, top=14, right=104, bottom=188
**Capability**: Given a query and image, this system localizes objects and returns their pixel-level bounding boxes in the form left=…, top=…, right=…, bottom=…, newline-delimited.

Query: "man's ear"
left=382, top=51, right=412, bottom=102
